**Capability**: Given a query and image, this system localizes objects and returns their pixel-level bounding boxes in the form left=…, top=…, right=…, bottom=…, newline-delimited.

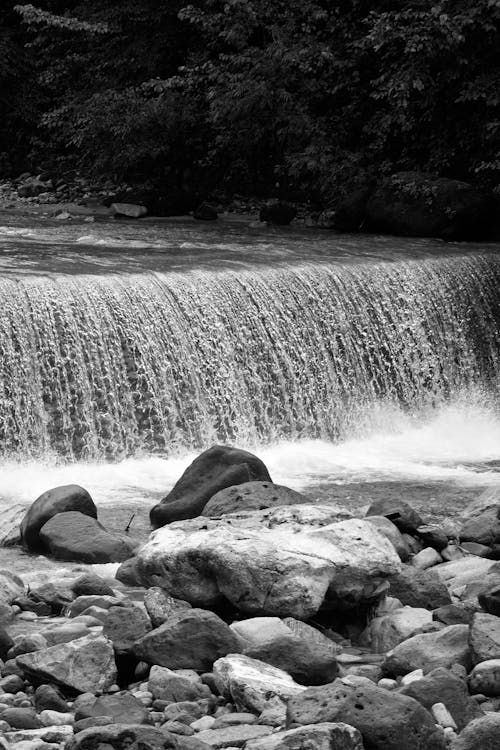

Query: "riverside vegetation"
left=1, top=445, right=500, bottom=749
left=1, top=2, right=500, bottom=236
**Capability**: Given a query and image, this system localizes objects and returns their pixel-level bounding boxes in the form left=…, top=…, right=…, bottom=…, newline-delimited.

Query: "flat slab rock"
left=135, top=505, right=401, bottom=618
left=245, top=722, right=364, bottom=750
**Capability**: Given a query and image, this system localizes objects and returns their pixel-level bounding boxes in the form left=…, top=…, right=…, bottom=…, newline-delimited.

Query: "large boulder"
left=20, top=484, right=97, bottom=552
left=135, top=505, right=401, bottom=619
left=382, top=624, right=471, bottom=676
left=150, top=445, right=272, bottom=527
left=213, top=654, right=306, bottom=713
left=16, top=634, right=116, bottom=694
left=133, top=608, right=240, bottom=671
left=202, top=481, right=308, bottom=517
left=387, top=567, right=452, bottom=609
left=39, top=511, right=136, bottom=563
left=363, top=172, right=499, bottom=240
left=287, top=676, right=446, bottom=750
left=366, top=497, right=422, bottom=533
left=450, top=714, right=500, bottom=750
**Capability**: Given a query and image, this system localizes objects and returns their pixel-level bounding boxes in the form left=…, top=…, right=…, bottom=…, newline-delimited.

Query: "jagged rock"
left=259, top=201, right=297, bottom=225
left=75, top=693, right=151, bottom=725
left=213, top=654, right=306, bottom=713
left=39, top=511, right=136, bottom=563
left=245, top=722, right=364, bottom=750
left=469, top=613, right=500, bottom=665
left=20, top=484, right=97, bottom=553
left=0, top=570, right=24, bottom=605
left=66, top=724, right=208, bottom=750
left=364, top=516, right=410, bottom=561
left=287, top=676, right=446, bottom=750
left=433, top=557, right=500, bottom=602
left=143, top=587, right=192, bottom=628
left=0, top=505, right=24, bottom=547
left=388, top=567, right=451, bottom=610
left=16, top=634, right=116, bottom=694
left=450, top=713, right=500, bottom=750
left=133, top=608, right=240, bottom=671
left=366, top=497, right=423, bottom=533
left=202, top=481, right=308, bottom=517
left=382, top=624, right=471, bottom=676
left=148, top=665, right=210, bottom=702
left=102, top=604, right=152, bottom=655
left=360, top=606, right=433, bottom=652
left=34, top=685, right=69, bottom=713
left=136, top=507, right=401, bottom=619
left=68, top=594, right=123, bottom=618
left=196, top=724, right=273, bottom=746
left=150, top=445, right=272, bottom=527
left=400, top=666, right=482, bottom=730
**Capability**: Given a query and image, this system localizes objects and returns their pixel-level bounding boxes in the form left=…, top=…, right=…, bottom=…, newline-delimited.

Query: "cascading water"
left=0, top=251, right=499, bottom=462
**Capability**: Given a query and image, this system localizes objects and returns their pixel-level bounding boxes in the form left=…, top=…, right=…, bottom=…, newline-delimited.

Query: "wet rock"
left=39, top=511, right=136, bottom=563
left=245, top=723, right=364, bottom=750
left=20, top=485, right=96, bottom=553
left=66, top=723, right=208, bottom=750
left=133, top=608, right=240, bottom=671
left=150, top=445, right=272, bottom=527
left=400, top=666, right=482, bottom=730
left=360, top=606, right=433, bottom=652
left=202, top=481, right=308, bottom=517
left=148, top=665, right=210, bottom=703
left=388, top=567, right=452, bottom=609
left=41, top=622, right=91, bottom=646
left=115, top=557, right=141, bottom=586
left=469, top=613, right=500, bottom=665
left=213, top=654, right=305, bottom=713
left=16, top=634, right=116, bottom=694
left=382, top=624, right=471, bottom=676
left=28, top=580, right=75, bottom=614
left=71, top=574, right=115, bottom=598
left=259, top=201, right=297, bottom=225
left=102, top=604, right=152, bottom=655
left=364, top=516, right=410, bottom=561
left=143, top=587, right=191, bottom=628
left=287, top=676, right=446, bottom=750
left=450, top=713, right=500, bottom=750
left=366, top=497, right=423, bottom=533
left=136, top=509, right=400, bottom=619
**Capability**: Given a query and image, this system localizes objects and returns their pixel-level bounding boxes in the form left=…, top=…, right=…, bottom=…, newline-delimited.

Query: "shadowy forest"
left=1, top=1, right=499, bottom=203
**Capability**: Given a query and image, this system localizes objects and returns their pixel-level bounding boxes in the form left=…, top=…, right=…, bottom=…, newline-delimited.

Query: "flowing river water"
left=1, top=215, right=500, bottom=573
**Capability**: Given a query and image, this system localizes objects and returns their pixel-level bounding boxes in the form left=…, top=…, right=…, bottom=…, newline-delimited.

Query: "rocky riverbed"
left=2, top=446, right=500, bottom=749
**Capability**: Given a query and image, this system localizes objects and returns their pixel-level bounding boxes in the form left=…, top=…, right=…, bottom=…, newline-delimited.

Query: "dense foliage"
left=1, top=1, right=499, bottom=201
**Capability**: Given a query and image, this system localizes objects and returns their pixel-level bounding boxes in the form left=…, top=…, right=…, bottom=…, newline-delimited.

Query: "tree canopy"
left=1, top=0, right=499, bottom=201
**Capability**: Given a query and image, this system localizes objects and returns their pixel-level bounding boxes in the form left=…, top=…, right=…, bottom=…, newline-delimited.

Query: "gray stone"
left=195, top=724, right=273, bottom=747
left=366, top=498, right=423, bottom=533
left=382, top=625, right=471, bottom=676
left=245, top=723, right=364, bottom=750
left=148, top=665, right=210, bottom=702
left=469, top=613, right=500, bottom=665
left=388, top=567, right=451, bottom=610
left=102, top=604, right=152, bottom=654
left=66, top=723, right=208, bottom=750
left=143, top=587, right=191, bottom=628
left=202, top=481, right=308, bottom=517
left=39, top=511, right=136, bottom=563
left=450, top=713, right=500, bottom=750
left=75, top=693, right=150, bottom=725
left=469, top=660, right=500, bottom=696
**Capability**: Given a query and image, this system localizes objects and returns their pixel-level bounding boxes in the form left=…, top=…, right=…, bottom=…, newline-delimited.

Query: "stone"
left=196, top=724, right=273, bottom=747
left=0, top=505, right=24, bottom=548
left=148, top=665, right=210, bottom=702
left=459, top=508, right=500, bottom=547
left=28, top=579, right=75, bottom=614
left=259, top=201, right=297, bottom=225
left=66, top=723, right=208, bottom=750
left=433, top=604, right=472, bottom=626
left=39, top=710, right=74, bottom=727
left=364, top=516, right=410, bottom=561
left=213, top=654, right=306, bottom=713
left=110, top=202, right=147, bottom=218
left=2, top=726, right=74, bottom=745
left=202, top=482, right=308, bottom=517
left=212, top=714, right=257, bottom=728
left=20, top=484, right=96, bottom=553
left=72, top=575, right=115, bottom=598
left=360, top=606, right=433, bottom=652
left=366, top=497, right=423, bottom=533
left=136, top=508, right=401, bottom=619
left=431, top=703, right=457, bottom=730
left=416, top=525, right=449, bottom=551
left=192, top=716, right=216, bottom=731
left=258, top=696, right=287, bottom=727
left=161, top=720, right=195, bottom=735
left=469, top=659, right=500, bottom=696
left=9, top=633, right=49, bottom=658
left=16, top=634, right=116, bottom=694
left=0, top=571, right=24, bottom=605
left=74, top=716, right=114, bottom=732
left=39, top=512, right=136, bottom=563
left=68, top=595, right=123, bottom=618
left=388, top=567, right=451, bottom=610
left=287, top=676, right=446, bottom=750
left=41, top=622, right=91, bottom=646
left=461, top=542, right=492, bottom=557
left=411, top=547, right=442, bottom=570
left=34, top=685, right=69, bottom=713
left=433, top=557, right=499, bottom=601
left=150, top=445, right=272, bottom=527
left=450, top=713, right=500, bottom=750
left=193, top=203, right=218, bottom=221
left=469, top=613, right=500, bottom=665
left=245, top=723, right=364, bottom=750
left=102, top=604, right=152, bottom=655
left=163, top=700, right=208, bottom=724
left=0, top=674, right=24, bottom=693
left=143, top=587, right=191, bottom=628
left=400, top=666, right=482, bottom=730
left=133, top=608, right=240, bottom=671
left=75, top=693, right=150, bottom=725
left=0, top=626, right=14, bottom=659
left=478, top=581, right=500, bottom=616
left=0, top=708, right=42, bottom=729
left=382, top=624, right=471, bottom=676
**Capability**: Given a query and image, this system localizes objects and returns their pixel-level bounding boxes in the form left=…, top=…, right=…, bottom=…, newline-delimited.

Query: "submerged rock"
left=150, top=445, right=272, bottom=527
left=135, top=506, right=401, bottom=619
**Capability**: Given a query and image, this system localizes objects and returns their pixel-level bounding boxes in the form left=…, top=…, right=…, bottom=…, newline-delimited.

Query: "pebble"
left=411, top=547, right=442, bottom=570
left=400, top=668, right=424, bottom=686
left=378, top=678, right=398, bottom=691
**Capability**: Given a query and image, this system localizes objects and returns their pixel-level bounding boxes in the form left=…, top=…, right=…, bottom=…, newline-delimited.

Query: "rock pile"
left=3, top=445, right=500, bottom=750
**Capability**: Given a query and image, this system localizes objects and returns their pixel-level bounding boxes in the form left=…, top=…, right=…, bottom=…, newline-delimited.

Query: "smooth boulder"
left=202, top=481, right=307, bottom=517
left=20, top=484, right=96, bottom=552
left=150, top=445, right=272, bottom=527
left=39, top=511, right=135, bottom=563
left=383, top=624, right=471, bottom=676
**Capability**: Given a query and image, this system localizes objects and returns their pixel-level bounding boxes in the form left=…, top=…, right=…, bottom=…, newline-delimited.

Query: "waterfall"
left=0, top=252, right=499, bottom=461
